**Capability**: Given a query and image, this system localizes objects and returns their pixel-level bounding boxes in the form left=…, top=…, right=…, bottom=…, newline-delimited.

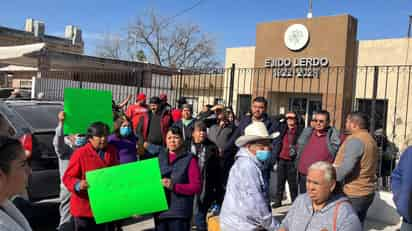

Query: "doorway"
left=288, top=96, right=322, bottom=127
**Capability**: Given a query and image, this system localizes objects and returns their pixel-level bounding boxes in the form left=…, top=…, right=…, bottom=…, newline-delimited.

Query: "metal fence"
left=31, top=65, right=412, bottom=191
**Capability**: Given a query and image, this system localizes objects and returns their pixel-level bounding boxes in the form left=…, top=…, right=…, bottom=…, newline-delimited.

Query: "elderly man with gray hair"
left=279, top=161, right=361, bottom=231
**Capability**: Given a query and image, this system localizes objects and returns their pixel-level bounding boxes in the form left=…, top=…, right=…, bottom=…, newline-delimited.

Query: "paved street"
left=31, top=200, right=401, bottom=231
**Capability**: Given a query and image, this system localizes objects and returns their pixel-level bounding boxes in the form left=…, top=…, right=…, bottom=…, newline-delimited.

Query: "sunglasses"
left=286, top=116, right=296, bottom=120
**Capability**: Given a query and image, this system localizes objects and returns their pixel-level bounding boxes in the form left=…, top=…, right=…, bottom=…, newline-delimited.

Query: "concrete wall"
left=254, top=15, right=357, bottom=128
left=225, top=47, right=256, bottom=68
left=357, top=38, right=412, bottom=66
left=357, top=38, right=412, bottom=150
left=224, top=47, right=255, bottom=113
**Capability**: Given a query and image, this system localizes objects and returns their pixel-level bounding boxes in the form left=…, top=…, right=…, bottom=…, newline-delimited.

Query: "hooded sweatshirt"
left=0, top=200, right=32, bottom=231
left=220, top=148, right=279, bottom=231
left=280, top=193, right=361, bottom=231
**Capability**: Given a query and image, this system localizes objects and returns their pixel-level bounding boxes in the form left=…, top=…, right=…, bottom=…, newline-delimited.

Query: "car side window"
left=0, top=113, right=16, bottom=136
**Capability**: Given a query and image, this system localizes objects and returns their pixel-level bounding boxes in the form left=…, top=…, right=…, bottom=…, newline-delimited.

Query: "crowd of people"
left=0, top=92, right=411, bottom=231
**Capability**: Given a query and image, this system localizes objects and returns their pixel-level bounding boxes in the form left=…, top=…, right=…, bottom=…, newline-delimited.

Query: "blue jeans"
left=348, top=193, right=375, bottom=225
left=58, top=184, right=73, bottom=231
left=154, top=218, right=191, bottom=231
left=194, top=202, right=208, bottom=231
left=401, top=221, right=412, bottom=231
left=194, top=210, right=207, bottom=231
left=262, top=165, right=271, bottom=191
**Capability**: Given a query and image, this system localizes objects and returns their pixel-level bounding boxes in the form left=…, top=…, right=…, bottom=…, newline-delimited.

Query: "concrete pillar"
left=33, top=20, right=45, bottom=37
left=65, top=25, right=83, bottom=45
left=25, top=18, right=34, bottom=33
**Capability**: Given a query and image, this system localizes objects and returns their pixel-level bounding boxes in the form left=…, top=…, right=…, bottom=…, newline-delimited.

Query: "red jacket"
left=63, top=143, right=119, bottom=218
left=171, top=108, right=182, bottom=123
left=126, top=104, right=149, bottom=139
left=158, top=109, right=172, bottom=144
left=136, top=109, right=172, bottom=145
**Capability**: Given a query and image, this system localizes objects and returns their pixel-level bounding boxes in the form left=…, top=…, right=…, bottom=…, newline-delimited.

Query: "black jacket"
left=173, top=119, right=196, bottom=141
left=208, top=123, right=235, bottom=150
left=269, top=115, right=304, bottom=166
left=186, top=139, right=224, bottom=208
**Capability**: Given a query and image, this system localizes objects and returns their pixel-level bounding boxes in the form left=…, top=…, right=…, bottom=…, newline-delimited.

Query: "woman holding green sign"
left=156, top=126, right=201, bottom=231
left=63, top=122, right=119, bottom=231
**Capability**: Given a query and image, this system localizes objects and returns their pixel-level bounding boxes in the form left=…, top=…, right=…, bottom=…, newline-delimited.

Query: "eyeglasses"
left=286, top=116, right=296, bottom=120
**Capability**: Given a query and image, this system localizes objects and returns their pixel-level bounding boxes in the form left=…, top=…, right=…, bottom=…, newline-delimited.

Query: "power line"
left=161, top=0, right=204, bottom=27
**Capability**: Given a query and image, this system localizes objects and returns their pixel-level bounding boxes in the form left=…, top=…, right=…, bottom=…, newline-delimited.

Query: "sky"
left=1, top=0, right=411, bottom=63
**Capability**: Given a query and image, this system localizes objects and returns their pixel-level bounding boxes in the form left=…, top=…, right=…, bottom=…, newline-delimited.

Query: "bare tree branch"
left=95, top=33, right=122, bottom=59
left=127, top=10, right=219, bottom=69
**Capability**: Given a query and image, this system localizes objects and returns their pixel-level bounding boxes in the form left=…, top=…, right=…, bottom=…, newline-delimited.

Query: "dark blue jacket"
left=158, top=149, right=195, bottom=219
left=391, top=147, right=412, bottom=223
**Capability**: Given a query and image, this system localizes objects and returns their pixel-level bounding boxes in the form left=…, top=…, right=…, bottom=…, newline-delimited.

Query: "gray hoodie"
left=52, top=122, right=76, bottom=228
left=220, top=148, right=279, bottom=231
left=0, top=200, right=32, bottom=231
left=281, top=193, right=361, bottom=231
left=52, top=122, right=76, bottom=178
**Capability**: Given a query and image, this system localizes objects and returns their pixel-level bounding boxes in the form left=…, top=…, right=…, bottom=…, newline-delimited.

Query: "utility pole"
left=307, top=0, right=313, bottom=18
left=405, top=15, right=412, bottom=65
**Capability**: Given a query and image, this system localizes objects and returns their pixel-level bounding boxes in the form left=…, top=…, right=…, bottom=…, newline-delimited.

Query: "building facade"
left=224, top=14, right=412, bottom=148
left=0, top=18, right=83, bottom=54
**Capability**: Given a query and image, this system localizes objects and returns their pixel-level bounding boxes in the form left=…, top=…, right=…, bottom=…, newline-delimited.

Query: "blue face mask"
left=74, top=136, right=87, bottom=147
left=256, top=150, right=271, bottom=162
left=120, top=126, right=132, bottom=137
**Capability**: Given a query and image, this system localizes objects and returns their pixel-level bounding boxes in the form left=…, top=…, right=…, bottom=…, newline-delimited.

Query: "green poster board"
left=86, top=158, right=168, bottom=224
left=63, top=88, right=113, bottom=135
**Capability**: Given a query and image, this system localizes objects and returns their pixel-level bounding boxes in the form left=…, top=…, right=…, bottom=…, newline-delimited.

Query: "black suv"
left=0, top=99, right=63, bottom=201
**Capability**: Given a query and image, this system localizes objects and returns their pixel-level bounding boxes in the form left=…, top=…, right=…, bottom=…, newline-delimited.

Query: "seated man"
left=279, top=161, right=361, bottom=231
left=220, top=122, right=280, bottom=231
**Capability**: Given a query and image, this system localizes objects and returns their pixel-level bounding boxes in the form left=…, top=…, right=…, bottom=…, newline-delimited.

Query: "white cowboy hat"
left=235, top=122, right=280, bottom=147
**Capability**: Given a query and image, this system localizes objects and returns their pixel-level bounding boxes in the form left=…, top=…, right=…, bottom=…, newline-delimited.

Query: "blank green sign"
left=63, top=88, right=113, bottom=135
left=86, top=158, right=168, bottom=224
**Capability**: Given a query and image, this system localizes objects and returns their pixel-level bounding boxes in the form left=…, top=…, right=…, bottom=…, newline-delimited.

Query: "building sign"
left=284, top=24, right=309, bottom=51
left=264, top=57, right=329, bottom=78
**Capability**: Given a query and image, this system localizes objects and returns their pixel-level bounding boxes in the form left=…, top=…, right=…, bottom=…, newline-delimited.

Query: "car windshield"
left=12, top=104, right=62, bottom=131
